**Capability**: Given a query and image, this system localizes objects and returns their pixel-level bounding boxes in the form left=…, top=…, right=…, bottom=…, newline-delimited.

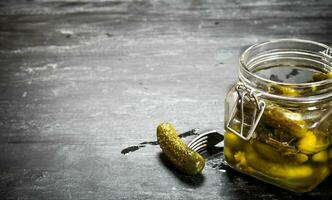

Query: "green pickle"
left=297, top=131, right=331, bottom=154
left=157, top=122, right=205, bottom=175
left=270, top=85, right=300, bottom=97
left=263, top=103, right=308, bottom=138
left=224, top=40, right=332, bottom=192
left=313, top=71, right=332, bottom=81
left=312, top=151, right=328, bottom=162
left=225, top=83, right=332, bottom=192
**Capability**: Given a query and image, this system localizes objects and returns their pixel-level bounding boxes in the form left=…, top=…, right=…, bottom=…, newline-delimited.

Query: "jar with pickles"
left=224, top=39, right=332, bottom=192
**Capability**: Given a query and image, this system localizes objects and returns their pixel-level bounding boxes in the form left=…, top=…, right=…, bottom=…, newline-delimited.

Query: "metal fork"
left=187, top=130, right=224, bottom=153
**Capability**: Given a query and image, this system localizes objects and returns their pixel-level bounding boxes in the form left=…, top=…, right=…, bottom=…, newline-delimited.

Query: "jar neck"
left=239, top=39, right=332, bottom=104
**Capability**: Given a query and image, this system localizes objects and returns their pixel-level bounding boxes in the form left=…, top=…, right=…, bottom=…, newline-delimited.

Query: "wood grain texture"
left=0, top=0, right=332, bottom=199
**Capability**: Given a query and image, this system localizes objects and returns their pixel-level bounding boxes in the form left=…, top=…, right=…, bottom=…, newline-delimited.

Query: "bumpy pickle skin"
left=240, top=97, right=332, bottom=156
left=240, top=101, right=308, bottom=138
left=261, top=105, right=331, bottom=154
left=226, top=82, right=332, bottom=192
left=157, top=122, right=205, bottom=175
left=263, top=103, right=308, bottom=138
left=260, top=103, right=332, bottom=154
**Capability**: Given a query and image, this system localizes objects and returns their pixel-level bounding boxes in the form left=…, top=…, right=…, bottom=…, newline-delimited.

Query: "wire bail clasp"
left=320, top=46, right=332, bottom=67
left=226, top=82, right=266, bottom=140
left=321, top=46, right=332, bottom=57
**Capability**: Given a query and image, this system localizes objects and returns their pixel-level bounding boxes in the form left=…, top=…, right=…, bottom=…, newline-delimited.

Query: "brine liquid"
left=254, top=65, right=321, bottom=83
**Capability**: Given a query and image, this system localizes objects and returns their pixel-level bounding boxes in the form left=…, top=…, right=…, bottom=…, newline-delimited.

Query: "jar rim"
left=239, top=38, right=332, bottom=102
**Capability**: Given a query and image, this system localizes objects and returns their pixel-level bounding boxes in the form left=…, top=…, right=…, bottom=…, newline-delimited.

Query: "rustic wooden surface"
left=0, top=0, right=332, bottom=199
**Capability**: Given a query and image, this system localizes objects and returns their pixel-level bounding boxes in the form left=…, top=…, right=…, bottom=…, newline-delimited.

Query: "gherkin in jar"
left=224, top=39, right=332, bottom=192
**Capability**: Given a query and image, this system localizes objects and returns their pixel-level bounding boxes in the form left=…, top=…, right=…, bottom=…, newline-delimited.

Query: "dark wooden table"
left=1, top=0, right=332, bottom=199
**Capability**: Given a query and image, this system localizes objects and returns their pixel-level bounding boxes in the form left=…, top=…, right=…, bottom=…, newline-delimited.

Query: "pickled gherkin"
left=239, top=100, right=332, bottom=153
left=312, top=151, right=328, bottom=162
left=269, top=84, right=325, bottom=97
left=252, top=140, right=308, bottom=164
left=157, top=122, right=205, bottom=175
left=239, top=101, right=308, bottom=138
left=238, top=146, right=313, bottom=180
left=263, top=103, right=308, bottom=138
left=313, top=71, right=332, bottom=81
left=224, top=125, right=247, bottom=165
left=225, top=39, right=332, bottom=192
left=270, top=84, right=300, bottom=97
left=225, top=83, right=332, bottom=192
left=297, top=131, right=332, bottom=154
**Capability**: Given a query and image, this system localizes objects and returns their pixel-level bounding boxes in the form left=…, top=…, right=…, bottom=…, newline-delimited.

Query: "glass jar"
left=224, top=39, right=332, bottom=192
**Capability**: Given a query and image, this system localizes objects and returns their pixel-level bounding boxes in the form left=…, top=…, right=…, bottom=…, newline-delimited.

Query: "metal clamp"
left=320, top=46, right=332, bottom=68
left=226, top=82, right=266, bottom=140
left=321, top=46, right=332, bottom=57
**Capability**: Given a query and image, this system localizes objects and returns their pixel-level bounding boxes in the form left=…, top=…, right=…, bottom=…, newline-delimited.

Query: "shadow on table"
left=158, top=152, right=205, bottom=188
left=221, top=167, right=332, bottom=199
